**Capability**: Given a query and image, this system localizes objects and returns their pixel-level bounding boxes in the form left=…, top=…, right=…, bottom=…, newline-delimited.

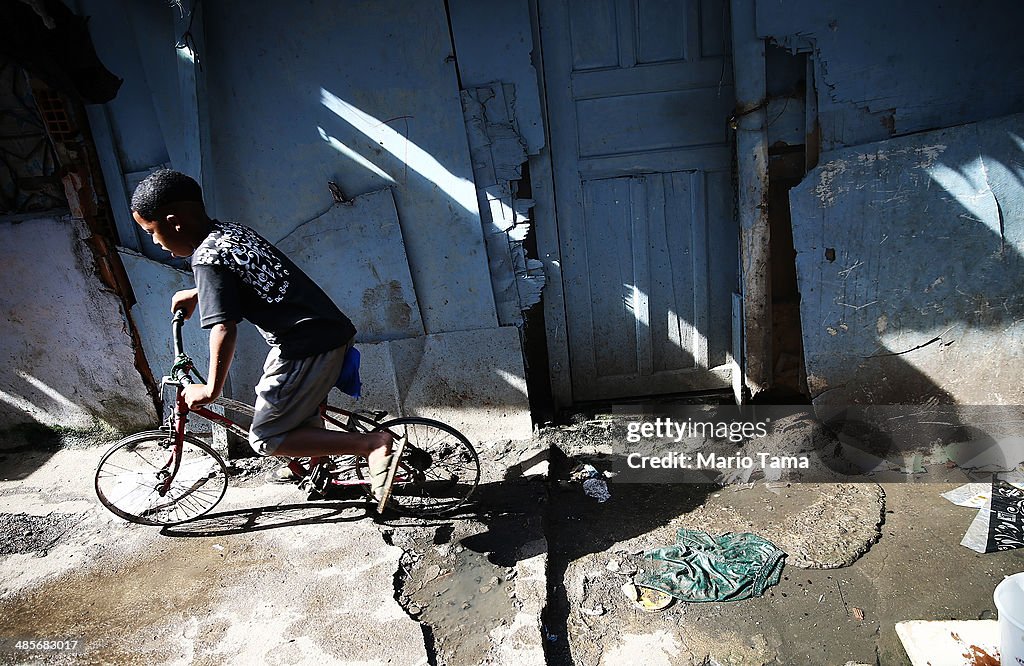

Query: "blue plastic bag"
left=333, top=346, right=362, bottom=399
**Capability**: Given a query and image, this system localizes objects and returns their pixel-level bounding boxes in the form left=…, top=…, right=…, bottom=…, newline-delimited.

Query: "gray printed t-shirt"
left=191, top=220, right=356, bottom=359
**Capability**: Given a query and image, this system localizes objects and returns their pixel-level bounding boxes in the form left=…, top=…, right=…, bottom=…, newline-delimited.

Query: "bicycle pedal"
left=303, top=464, right=332, bottom=497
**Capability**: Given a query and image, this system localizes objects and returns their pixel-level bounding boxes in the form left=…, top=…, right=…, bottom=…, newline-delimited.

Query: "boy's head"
left=130, top=169, right=210, bottom=258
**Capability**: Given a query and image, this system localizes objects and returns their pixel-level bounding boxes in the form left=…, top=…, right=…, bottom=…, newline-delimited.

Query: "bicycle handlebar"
left=172, top=309, right=187, bottom=357
left=169, top=310, right=205, bottom=385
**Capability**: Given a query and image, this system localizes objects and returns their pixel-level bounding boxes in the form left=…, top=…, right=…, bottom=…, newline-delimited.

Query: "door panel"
left=541, top=0, right=738, bottom=401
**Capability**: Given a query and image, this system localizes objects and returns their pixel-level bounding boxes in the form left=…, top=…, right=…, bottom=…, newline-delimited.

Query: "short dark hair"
left=130, top=169, right=204, bottom=219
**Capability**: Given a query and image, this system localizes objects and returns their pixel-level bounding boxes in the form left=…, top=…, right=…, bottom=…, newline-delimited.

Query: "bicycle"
left=94, top=311, right=481, bottom=526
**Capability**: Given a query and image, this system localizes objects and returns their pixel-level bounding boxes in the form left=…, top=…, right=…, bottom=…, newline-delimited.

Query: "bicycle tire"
left=94, top=430, right=229, bottom=526
left=356, top=417, right=480, bottom=516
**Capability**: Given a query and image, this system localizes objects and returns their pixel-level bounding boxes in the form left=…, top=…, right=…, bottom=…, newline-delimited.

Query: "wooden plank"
left=632, top=176, right=654, bottom=378
left=530, top=0, right=574, bottom=408
left=690, top=170, right=711, bottom=369
left=83, top=105, right=138, bottom=250
left=567, top=0, right=619, bottom=70
left=730, top=0, right=771, bottom=395
left=636, top=0, right=690, bottom=64
left=614, top=0, right=636, bottom=68
left=575, top=86, right=734, bottom=158
left=577, top=146, right=731, bottom=178
left=572, top=59, right=731, bottom=99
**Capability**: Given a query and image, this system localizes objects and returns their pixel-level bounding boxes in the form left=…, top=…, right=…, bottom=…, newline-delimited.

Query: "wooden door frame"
left=528, top=0, right=574, bottom=408
left=528, top=0, right=772, bottom=409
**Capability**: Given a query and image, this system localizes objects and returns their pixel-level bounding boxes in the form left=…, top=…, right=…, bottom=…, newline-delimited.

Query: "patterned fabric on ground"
left=637, top=529, right=786, bottom=602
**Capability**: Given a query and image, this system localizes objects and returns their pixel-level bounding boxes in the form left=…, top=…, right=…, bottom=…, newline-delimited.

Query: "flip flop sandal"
left=374, top=435, right=407, bottom=514
left=368, top=451, right=392, bottom=499
left=620, top=582, right=675, bottom=613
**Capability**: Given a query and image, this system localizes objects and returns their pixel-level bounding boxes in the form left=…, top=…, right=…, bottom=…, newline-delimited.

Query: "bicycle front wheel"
left=94, top=430, right=228, bottom=526
left=359, top=417, right=480, bottom=516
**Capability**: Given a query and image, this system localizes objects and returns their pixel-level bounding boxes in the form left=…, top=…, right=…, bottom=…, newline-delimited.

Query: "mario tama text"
left=626, top=450, right=809, bottom=471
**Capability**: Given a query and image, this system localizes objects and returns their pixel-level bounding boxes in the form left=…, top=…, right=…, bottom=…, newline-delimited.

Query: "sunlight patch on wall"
left=320, top=88, right=478, bottom=213
left=317, top=126, right=395, bottom=184
left=927, top=158, right=1001, bottom=237
left=495, top=368, right=528, bottom=397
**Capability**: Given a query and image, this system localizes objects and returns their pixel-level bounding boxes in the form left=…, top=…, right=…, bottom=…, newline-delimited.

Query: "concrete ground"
left=0, top=414, right=1022, bottom=665
left=0, top=431, right=547, bottom=666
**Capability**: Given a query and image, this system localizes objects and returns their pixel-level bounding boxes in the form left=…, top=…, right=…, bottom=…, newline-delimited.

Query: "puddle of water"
left=0, top=539, right=259, bottom=663
left=405, top=545, right=516, bottom=665
left=399, top=517, right=543, bottom=664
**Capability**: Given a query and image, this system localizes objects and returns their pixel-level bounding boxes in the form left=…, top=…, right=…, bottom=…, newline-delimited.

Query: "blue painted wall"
left=790, top=113, right=1024, bottom=404
left=756, top=0, right=1024, bottom=151
left=78, top=0, right=535, bottom=433
left=448, top=0, right=545, bottom=155
left=201, top=0, right=496, bottom=336
left=757, top=1, right=1024, bottom=404
left=86, top=0, right=498, bottom=336
left=77, top=0, right=176, bottom=173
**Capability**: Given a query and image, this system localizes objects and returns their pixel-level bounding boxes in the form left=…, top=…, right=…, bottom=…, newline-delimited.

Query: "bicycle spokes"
left=95, top=431, right=228, bottom=526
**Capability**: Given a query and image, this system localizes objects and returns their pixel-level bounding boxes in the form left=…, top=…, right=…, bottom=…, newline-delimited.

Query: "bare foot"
left=366, top=432, right=393, bottom=470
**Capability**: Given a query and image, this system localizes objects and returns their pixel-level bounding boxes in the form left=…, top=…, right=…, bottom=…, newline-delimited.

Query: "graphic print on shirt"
left=192, top=221, right=290, bottom=303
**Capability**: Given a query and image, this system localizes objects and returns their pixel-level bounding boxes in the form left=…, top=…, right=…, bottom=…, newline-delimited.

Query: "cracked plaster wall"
left=201, top=0, right=497, bottom=336
left=0, top=217, right=156, bottom=431
left=760, top=1, right=1024, bottom=403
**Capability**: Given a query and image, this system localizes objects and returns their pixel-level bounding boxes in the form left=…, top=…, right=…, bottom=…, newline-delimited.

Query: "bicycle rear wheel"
left=94, top=430, right=228, bottom=526
left=358, top=417, right=480, bottom=516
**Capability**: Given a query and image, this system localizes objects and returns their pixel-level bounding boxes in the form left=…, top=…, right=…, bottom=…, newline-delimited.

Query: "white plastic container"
left=995, top=572, right=1024, bottom=666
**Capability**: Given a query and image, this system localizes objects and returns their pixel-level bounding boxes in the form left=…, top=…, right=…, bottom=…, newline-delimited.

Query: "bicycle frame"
left=164, top=311, right=418, bottom=493
left=168, top=384, right=392, bottom=490
left=96, top=312, right=478, bottom=526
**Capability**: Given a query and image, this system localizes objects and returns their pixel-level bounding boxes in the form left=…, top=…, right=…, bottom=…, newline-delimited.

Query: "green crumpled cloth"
left=637, top=528, right=786, bottom=602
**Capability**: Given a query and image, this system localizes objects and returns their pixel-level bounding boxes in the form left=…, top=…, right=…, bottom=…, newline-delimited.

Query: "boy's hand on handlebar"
left=183, top=383, right=217, bottom=409
left=171, top=288, right=199, bottom=319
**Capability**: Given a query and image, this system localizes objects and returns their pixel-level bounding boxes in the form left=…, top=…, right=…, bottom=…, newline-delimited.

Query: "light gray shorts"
left=248, top=341, right=351, bottom=456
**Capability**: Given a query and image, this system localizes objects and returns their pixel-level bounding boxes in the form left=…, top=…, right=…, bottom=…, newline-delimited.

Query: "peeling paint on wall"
left=447, top=0, right=545, bottom=155
left=462, top=83, right=545, bottom=327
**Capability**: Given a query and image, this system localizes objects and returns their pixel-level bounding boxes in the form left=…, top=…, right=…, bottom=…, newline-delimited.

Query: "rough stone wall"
left=0, top=216, right=156, bottom=431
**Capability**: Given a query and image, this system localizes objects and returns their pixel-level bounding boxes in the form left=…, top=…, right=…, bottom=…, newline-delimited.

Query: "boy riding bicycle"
left=129, top=169, right=403, bottom=511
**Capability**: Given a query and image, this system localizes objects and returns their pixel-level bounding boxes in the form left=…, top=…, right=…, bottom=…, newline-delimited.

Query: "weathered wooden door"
left=540, top=0, right=738, bottom=401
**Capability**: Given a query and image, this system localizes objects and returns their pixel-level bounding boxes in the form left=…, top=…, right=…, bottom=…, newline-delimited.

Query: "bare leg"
left=274, top=428, right=392, bottom=470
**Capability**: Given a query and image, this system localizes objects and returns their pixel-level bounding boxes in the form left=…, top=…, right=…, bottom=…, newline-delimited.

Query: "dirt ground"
left=538, top=415, right=1024, bottom=666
